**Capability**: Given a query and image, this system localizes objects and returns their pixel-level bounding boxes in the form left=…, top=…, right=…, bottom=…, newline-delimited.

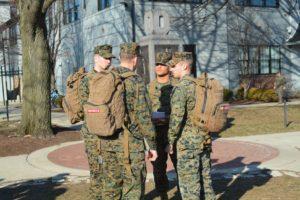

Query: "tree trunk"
left=17, top=0, right=53, bottom=138
left=50, top=62, right=57, bottom=90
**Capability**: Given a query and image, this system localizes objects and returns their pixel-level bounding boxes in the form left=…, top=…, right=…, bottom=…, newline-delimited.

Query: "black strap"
left=201, top=77, right=208, bottom=114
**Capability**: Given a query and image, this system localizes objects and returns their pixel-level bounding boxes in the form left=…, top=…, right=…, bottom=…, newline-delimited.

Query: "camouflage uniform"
left=168, top=52, right=215, bottom=200
left=100, top=43, right=156, bottom=200
left=201, top=136, right=216, bottom=200
left=78, top=44, right=115, bottom=200
left=147, top=52, right=177, bottom=195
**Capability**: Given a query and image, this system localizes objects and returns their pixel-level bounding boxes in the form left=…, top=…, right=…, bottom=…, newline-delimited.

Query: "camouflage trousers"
left=101, top=150, right=146, bottom=200
left=200, top=149, right=216, bottom=200
left=81, top=126, right=102, bottom=200
left=177, top=149, right=215, bottom=200
left=152, top=126, right=177, bottom=194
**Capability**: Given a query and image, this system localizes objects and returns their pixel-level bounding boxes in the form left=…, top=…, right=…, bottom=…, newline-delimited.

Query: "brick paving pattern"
left=48, top=140, right=279, bottom=172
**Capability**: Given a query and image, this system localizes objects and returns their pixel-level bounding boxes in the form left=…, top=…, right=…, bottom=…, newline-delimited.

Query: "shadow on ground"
left=0, top=158, right=272, bottom=200
left=213, top=157, right=272, bottom=200
left=145, top=156, right=272, bottom=200
left=0, top=174, right=71, bottom=200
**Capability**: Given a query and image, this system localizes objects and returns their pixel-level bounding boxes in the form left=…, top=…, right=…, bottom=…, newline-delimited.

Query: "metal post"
left=283, top=98, right=287, bottom=128
left=2, top=34, right=9, bottom=121
left=0, top=65, right=5, bottom=106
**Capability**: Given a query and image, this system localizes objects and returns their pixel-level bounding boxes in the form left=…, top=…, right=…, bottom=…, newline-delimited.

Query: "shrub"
left=246, top=88, right=258, bottom=100
left=235, top=88, right=244, bottom=100
left=252, top=89, right=264, bottom=100
left=260, top=89, right=278, bottom=102
left=246, top=87, right=278, bottom=102
left=224, top=88, right=233, bottom=102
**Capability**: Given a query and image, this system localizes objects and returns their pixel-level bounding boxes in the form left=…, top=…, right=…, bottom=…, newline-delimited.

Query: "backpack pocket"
left=83, top=103, right=116, bottom=136
left=62, top=97, right=82, bottom=124
left=206, top=104, right=229, bottom=132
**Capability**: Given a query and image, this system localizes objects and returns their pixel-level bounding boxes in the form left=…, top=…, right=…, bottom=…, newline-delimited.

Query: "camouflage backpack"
left=83, top=70, right=135, bottom=137
left=187, top=73, right=229, bottom=133
left=62, top=67, right=86, bottom=124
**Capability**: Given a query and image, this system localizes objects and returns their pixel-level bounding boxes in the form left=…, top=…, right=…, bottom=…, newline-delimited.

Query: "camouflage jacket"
left=168, top=75, right=205, bottom=151
left=147, top=78, right=175, bottom=115
left=98, top=67, right=156, bottom=152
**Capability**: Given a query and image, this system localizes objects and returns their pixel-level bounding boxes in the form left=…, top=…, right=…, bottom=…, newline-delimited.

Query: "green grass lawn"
left=220, top=105, right=300, bottom=138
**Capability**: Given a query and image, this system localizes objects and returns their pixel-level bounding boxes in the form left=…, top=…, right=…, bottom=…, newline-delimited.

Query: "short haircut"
left=179, top=59, right=193, bottom=67
left=120, top=53, right=137, bottom=61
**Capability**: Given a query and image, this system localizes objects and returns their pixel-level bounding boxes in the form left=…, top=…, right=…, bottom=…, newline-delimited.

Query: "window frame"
left=63, top=0, right=80, bottom=25
left=97, top=0, right=112, bottom=11
left=148, top=0, right=202, bottom=3
left=235, top=0, right=279, bottom=8
left=238, top=45, right=281, bottom=75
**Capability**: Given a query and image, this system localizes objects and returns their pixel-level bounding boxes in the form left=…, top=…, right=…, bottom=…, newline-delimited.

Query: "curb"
left=27, top=141, right=89, bottom=177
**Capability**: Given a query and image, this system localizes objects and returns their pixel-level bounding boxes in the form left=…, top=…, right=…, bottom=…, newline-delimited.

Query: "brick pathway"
left=48, top=140, right=279, bottom=172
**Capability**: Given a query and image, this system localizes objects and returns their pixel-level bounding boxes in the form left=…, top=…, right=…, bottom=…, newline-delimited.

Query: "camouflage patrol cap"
left=171, top=52, right=193, bottom=66
left=94, top=44, right=115, bottom=59
left=120, top=42, right=139, bottom=56
left=166, top=60, right=175, bottom=68
left=155, top=51, right=172, bottom=66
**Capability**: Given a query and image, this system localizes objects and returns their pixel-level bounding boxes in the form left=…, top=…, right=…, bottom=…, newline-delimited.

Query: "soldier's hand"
left=148, top=150, right=158, bottom=161
left=165, top=144, right=174, bottom=154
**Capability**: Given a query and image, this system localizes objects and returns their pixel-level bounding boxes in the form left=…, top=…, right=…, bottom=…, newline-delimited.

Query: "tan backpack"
left=62, top=67, right=86, bottom=124
left=83, top=70, right=135, bottom=137
left=188, top=73, right=229, bottom=133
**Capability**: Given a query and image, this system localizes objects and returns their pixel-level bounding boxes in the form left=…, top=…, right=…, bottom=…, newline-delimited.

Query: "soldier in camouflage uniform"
left=100, top=42, right=158, bottom=200
left=201, top=135, right=216, bottom=200
left=78, top=44, right=115, bottom=200
left=147, top=51, right=177, bottom=199
left=166, top=52, right=216, bottom=200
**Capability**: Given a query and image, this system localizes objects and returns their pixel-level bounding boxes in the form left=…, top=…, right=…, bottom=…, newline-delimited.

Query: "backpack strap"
left=184, top=75, right=197, bottom=83
left=202, top=75, right=209, bottom=114
left=122, top=125, right=132, bottom=176
left=118, top=71, right=138, bottom=176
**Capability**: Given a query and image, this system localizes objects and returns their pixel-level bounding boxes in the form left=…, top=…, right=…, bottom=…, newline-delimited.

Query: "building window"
left=159, top=16, right=164, bottom=28
left=235, top=0, right=279, bottom=7
left=98, top=0, right=112, bottom=11
left=137, top=46, right=150, bottom=84
left=9, top=25, right=18, bottom=46
left=63, top=0, right=80, bottom=24
left=238, top=46, right=281, bottom=75
left=149, top=0, right=202, bottom=3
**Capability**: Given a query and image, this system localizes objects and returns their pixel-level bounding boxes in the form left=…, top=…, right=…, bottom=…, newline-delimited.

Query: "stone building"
left=1, top=0, right=300, bottom=97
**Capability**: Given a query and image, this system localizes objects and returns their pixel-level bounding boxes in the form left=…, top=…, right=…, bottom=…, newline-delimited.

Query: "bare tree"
left=47, top=0, right=65, bottom=90
left=16, top=0, right=56, bottom=138
left=227, top=5, right=274, bottom=98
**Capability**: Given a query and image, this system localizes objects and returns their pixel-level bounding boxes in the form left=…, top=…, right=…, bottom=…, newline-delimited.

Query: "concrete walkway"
left=0, top=132, right=300, bottom=188
left=0, top=103, right=81, bottom=129
left=1, top=102, right=300, bottom=188
left=220, top=132, right=300, bottom=174
left=230, top=99, right=300, bottom=109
